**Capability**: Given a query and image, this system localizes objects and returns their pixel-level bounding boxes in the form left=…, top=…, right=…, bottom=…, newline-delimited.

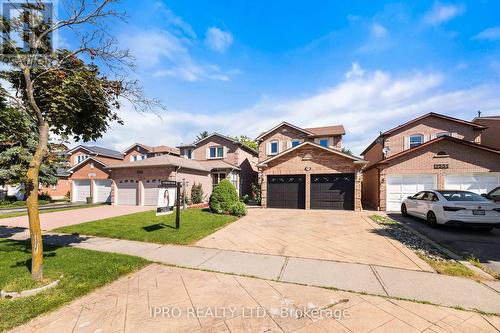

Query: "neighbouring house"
left=177, top=133, right=258, bottom=196
left=38, top=168, right=71, bottom=200
left=361, top=112, right=500, bottom=211
left=122, top=143, right=180, bottom=161
left=255, top=122, right=367, bottom=211
left=472, top=115, right=500, bottom=150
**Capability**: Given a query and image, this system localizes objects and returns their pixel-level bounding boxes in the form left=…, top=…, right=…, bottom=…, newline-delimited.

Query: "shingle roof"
left=107, top=154, right=209, bottom=172
left=122, top=143, right=180, bottom=155
left=304, top=125, right=346, bottom=136
left=81, top=146, right=123, bottom=159
left=199, top=160, right=241, bottom=171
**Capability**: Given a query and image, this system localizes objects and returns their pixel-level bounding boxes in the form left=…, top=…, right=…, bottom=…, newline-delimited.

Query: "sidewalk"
left=3, top=227, right=500, bottom=314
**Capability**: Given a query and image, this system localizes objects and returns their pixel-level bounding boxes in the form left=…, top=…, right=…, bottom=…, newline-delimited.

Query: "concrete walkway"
left=3, top=227, right=500, bottom=314
left=0, top=205, right=152, bottom=230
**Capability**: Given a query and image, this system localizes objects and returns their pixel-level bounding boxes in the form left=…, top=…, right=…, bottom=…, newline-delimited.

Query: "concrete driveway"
left=389, top=213, right=500, bottom=275
left=195, top=209, right=433, bottom=271
left=0, top=205, right=151, bottom=231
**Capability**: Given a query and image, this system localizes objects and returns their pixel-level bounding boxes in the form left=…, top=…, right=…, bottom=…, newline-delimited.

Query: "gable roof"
left=257, top=141, right=367, bottom=167
left=122, top=143, right=180, bottom=155
left=199, top=160, right=241, bottom=171
left=67, top=157, right=109, bottom=173
left=473, top=115, right=500, bottom=122
left=303, top=125, right=346, bottom=137
left=361, top=112, right=488, bottom=156
left=255, top=122, right=315, bottom=141
left=178, top=133, right=258, bottom=156
left=66, top=145, right=123, bottom=159
left=107, top=154, right=209, bottom=172
left=364, top=136, right=500, bottom=171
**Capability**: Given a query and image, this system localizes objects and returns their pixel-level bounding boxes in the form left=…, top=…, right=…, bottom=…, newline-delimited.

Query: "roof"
left=255, top=122, right=314, bottom=141
left=199, top=160, right=241, bottom=171
left=66, top=145, right=123, bottom=159
left=107, top=154, right=209, bottom=172
left=257, top=141, right=367, bottom=167
left=177, top=133, right=258, bottom=156
left=472, top=116, right=500, bottom=122
left=122, top=143, right=180, bottom=155
left=363, top=136, right=500, bottom=171
left=303, top=125, right=346, bottom=137
left=361, top=112, right=488, bottom=156
left=67, top=157, right=109, bottom=172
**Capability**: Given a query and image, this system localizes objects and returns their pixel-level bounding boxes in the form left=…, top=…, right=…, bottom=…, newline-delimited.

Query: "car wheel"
left=427, top=211, right=438, bottom=228
left=401, top=204, right=408, bottom=217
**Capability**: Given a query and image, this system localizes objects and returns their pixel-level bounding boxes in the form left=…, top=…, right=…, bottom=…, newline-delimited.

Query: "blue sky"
left=81, top=0, right=500, bottom=154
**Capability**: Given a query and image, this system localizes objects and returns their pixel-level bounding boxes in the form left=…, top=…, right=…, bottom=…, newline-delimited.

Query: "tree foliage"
left=196, top=131, right=209, bottom=141
left=231, top=135, right=258, bottom=150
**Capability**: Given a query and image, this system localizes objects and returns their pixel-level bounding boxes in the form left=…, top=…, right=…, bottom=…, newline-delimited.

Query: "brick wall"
left=39, top=178, right=70, bottom=199
left=258, top=125, right=310, bottom=162
left=192, top=136, right=240, bottom=165
left=260, top=145, right=363, bottom=211
left=473, top=118, right=500, bottom=150
left=361, top=167, right=379, bottom=209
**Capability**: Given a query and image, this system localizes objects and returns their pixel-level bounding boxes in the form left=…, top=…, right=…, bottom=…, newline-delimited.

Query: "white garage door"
left=143, top=180, right=160, bottom=206
left=73, top=180, right=91, bottom=202
left=94, top=180, right=112, bottom=203
left=445, top=173, right=500, bottom=194
left=386, top=174, right=437, bottom=211
left=117, top=181, right=137, bottom=205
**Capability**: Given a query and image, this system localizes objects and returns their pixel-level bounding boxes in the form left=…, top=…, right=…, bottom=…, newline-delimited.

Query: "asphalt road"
left=388, top=213, right=500, bottom=275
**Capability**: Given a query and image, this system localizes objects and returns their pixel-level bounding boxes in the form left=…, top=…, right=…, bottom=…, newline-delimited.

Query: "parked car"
left=482, top=186, right=500, bottom=203
left=401, top=190, right=500, bottom=230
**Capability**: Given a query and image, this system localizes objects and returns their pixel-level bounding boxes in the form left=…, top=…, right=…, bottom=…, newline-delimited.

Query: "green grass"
left=0, top=200, right=52, bottom=208
left=0, top=204, right=105, bottom=219
left=55, top=208, right=239, bottom=245
left=420, top=256, right=477, bottom=278
left=0, top=238, right=148, bottom=332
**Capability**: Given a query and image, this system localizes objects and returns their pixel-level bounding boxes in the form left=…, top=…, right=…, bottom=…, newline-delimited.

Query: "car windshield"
left=437, top=191, right=489, bottom=202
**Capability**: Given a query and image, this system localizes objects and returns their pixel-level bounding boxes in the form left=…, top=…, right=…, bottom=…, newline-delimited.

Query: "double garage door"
left=386, top=173, right=500, bottom=211
left=267, top=174, right=355, bottom=210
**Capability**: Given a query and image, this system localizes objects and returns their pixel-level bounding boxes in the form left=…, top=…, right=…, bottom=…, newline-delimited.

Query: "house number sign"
left=433, top=164, right=449, bottom=169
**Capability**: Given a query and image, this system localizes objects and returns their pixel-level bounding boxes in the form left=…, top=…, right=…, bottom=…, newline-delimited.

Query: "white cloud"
left=473, top=26, right=500, bottom=40
left=371, top=23, right=388, bottom=38
left=345, top=62, right=365, bottom=79
left=423, top=2, right=465, bottom=26
left=205, top=27, right=233, bottom=52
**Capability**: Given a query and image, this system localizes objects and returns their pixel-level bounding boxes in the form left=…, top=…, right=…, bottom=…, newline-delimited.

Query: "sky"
left=66, top=0, right=500, bottom=154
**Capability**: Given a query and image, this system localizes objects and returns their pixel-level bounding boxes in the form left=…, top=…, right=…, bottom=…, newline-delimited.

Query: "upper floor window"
left=409, top=134, right=423, bottom=148
left=291, top=139, right=301, bottom=148
left=76, top=155, right=89, bottom=164
left=269, top=140, right=279, bottom=155
left=436, top=132, right=450, bottom=138
left=185, top=149, right=193, bottom=159
left=319, top=138, right=329, bottom=147
left=209, top=146, right=224, bottom=159
left=130, top=154, right=147, bottom=162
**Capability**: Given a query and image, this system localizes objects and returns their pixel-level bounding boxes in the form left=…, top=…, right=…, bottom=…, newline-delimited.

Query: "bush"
left=228, top=201, right=247, bottom=217
left=242, top=194, right=250, bottom=204
left=190, top=183, right=204, bottom=204
left=209, top=179, right=239, bottom=214
left=251, top=183, right=261, bottom=205
left=38, top=192, right=52, bottom=201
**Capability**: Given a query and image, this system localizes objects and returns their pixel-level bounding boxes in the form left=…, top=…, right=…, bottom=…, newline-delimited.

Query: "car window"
left=490, top=188, right=500, bottom=197
left=422, top=192, right=438, bottom=201
left=412, top=192, right=426, bottom=200
left=437, top=191, right=489, bottom=202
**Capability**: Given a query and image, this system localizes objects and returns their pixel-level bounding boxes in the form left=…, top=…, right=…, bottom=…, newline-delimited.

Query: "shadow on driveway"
left=0, top=225, right=91, bottom=247
left=387, top=213, right=500, bottom=275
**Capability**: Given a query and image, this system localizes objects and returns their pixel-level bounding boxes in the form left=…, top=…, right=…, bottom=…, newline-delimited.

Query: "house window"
left=319, top=138, right=329, bottom=147
left=436, top=132, right=450, bottom=138
left=76, top=155, right=89, bottom=164
left=409, top=134, right=423, bottom=148
left=131, top=154, right=147, bottom=162
left=212, top=173, right=226, bottom=188
left=291, top=139, right=301, bottom=148
left=209, top=146, right=224, bottom=159
left=230, top=173, right=239, bottom=190
left=269, top=140, right=279, bottom=155
left=185, top=149, right=193, bottom=159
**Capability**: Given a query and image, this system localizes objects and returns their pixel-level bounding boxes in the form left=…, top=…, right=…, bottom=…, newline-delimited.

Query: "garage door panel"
left=267, top=175, right=305, bottom=209
left=386, top=174, right=437, bottom=212
left=95, top=180, right=112, bottom=203
left=445, top=173, right=500, bottom=195
left=117, top=181, right=137, bottom=206
left=143, top=180, right=160, bottom=206
left=73, top=180, right=91, bottom=202
left=311, top=174, right=354, bottom=210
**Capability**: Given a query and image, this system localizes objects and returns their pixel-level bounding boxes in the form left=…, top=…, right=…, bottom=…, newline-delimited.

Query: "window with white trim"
left=269, top=140, right=279, bottom=155
left=130, top=154, right=147, bottom=162
left=212, top=173, right=226, bottom=188
left=209, top=146, right=224, bottom=159
left=76, top=155, right=89, bottom=164
left=185, top=148, right=193, bottom=159
left=291, top=139, right=301, bottom=148
left=409, top=134, right=423, bottom=148
left=319, top=138, right=329, bottom=147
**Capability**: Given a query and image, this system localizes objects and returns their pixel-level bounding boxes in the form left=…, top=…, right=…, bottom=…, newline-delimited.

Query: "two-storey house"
left=255, top=122, right=367, bottom=211
left=361, top=112, right=500, bottom=211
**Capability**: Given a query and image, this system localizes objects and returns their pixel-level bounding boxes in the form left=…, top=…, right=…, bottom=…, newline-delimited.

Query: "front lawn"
left=55, top=208, right=239, bottom=245
left=0, top=238, right=148, bottom=332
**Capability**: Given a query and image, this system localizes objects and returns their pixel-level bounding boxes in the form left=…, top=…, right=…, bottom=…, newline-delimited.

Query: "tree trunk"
left=26, top=121, right=49, bottom=280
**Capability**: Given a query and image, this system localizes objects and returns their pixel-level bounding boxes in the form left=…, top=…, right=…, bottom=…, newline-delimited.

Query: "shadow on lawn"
left=0, top=225, right=91, bottom=248
left=142, top=223, right=176, bottom=232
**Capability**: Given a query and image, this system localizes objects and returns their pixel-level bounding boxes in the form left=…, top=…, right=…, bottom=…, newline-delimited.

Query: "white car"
left=401, top=190, right=500, bottom=230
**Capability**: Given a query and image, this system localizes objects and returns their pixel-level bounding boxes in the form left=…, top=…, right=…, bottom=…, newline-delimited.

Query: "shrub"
left=242, top=194, right=250, bottom=204
left=38, top=192, right=52, bottom=201
left=190, top=183, right=204, bottom=204
left=228, top=201, right=247, bottom=217
left=251, top=183, right=261, bottom=205
left=209, top=179, right=239, bottom=214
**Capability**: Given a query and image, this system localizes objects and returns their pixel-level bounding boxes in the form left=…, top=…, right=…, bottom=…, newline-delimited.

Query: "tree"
left=232, top=135, right=258, bottom=150
left=0, top=0, right=159, bottom=280
left=341, top=147, right=353, bottom=155
left=196, top=131, right=209, bottom=141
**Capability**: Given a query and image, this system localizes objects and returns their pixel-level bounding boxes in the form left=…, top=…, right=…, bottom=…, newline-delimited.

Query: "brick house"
left=472, top=115, right=500, bottom=150
left=122, top=143, right=180, bottom=161
left=361, top=112, right=500, bottom=211
left=255, top=122, right=367, bottom=211
left=177, top=133, right=258, bottom=197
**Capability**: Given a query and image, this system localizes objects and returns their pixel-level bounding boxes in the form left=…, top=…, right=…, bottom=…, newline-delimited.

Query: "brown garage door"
left=267, top=175, right=305, bottom=209
left=310, top=174, right=354, bottom=210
